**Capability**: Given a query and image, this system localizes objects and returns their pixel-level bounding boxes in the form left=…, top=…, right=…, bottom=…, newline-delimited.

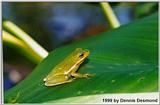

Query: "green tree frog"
left=43, top=48, right=93, bottom=86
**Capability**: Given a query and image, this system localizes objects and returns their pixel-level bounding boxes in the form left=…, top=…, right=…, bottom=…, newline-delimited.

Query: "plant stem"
left=100, top=2, right=120, bottom=28
left=3, top=20, right=48, bottom=59
left=3, top=30, right=43, bottom=64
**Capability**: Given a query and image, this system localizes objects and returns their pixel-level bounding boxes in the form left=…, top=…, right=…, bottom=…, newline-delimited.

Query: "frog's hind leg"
left=45, top=79, right=74, bottom=86
left=44, top=75, right=74, bottom=86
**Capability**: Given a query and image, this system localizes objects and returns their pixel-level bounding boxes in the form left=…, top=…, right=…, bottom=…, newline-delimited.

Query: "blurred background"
left=2, top=2, right=158, bottom=91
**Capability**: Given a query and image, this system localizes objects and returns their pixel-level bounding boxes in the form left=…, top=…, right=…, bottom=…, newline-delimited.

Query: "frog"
left=43, top=48, right=93, bottom=86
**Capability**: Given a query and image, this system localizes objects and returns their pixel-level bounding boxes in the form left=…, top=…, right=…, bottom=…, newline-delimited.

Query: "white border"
left=1, top=0, right=159, bottom=2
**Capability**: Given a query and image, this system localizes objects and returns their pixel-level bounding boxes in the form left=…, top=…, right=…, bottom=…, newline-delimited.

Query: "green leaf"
left=4, top=13, right=158, bottom=103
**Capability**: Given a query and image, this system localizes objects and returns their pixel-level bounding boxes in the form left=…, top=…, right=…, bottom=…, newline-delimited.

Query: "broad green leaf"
left=4, top=13, right=158, bottom=103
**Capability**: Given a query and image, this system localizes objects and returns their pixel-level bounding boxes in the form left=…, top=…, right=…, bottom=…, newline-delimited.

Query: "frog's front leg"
left=70, top=67, right=93, bottom=78
left=71, top=72, right=93, bottom=78
left=70, top=63, right=94, bottom=78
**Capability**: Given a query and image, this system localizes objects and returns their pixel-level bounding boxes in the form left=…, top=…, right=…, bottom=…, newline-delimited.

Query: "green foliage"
left=4, top=13, right=158, bottom=103
left=134, top=3, right=158, bottom=18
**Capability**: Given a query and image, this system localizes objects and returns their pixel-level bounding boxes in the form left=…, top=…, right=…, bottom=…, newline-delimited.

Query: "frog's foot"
left=71, top=73, right=94, bottom=79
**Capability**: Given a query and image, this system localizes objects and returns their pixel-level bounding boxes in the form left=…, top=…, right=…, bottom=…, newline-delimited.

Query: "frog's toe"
left=84, top=73, right=94, bottom=78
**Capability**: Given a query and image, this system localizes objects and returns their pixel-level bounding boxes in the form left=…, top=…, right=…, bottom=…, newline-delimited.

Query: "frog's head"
left=72, top=48, right=90, bottom=63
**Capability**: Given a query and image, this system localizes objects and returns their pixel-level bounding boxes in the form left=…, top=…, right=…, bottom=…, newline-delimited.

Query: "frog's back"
left=46, top=57, right=76, bottom=77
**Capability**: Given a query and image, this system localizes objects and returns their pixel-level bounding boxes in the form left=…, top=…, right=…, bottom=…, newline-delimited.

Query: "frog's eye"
left=78, top=53, right=84, bottom=58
